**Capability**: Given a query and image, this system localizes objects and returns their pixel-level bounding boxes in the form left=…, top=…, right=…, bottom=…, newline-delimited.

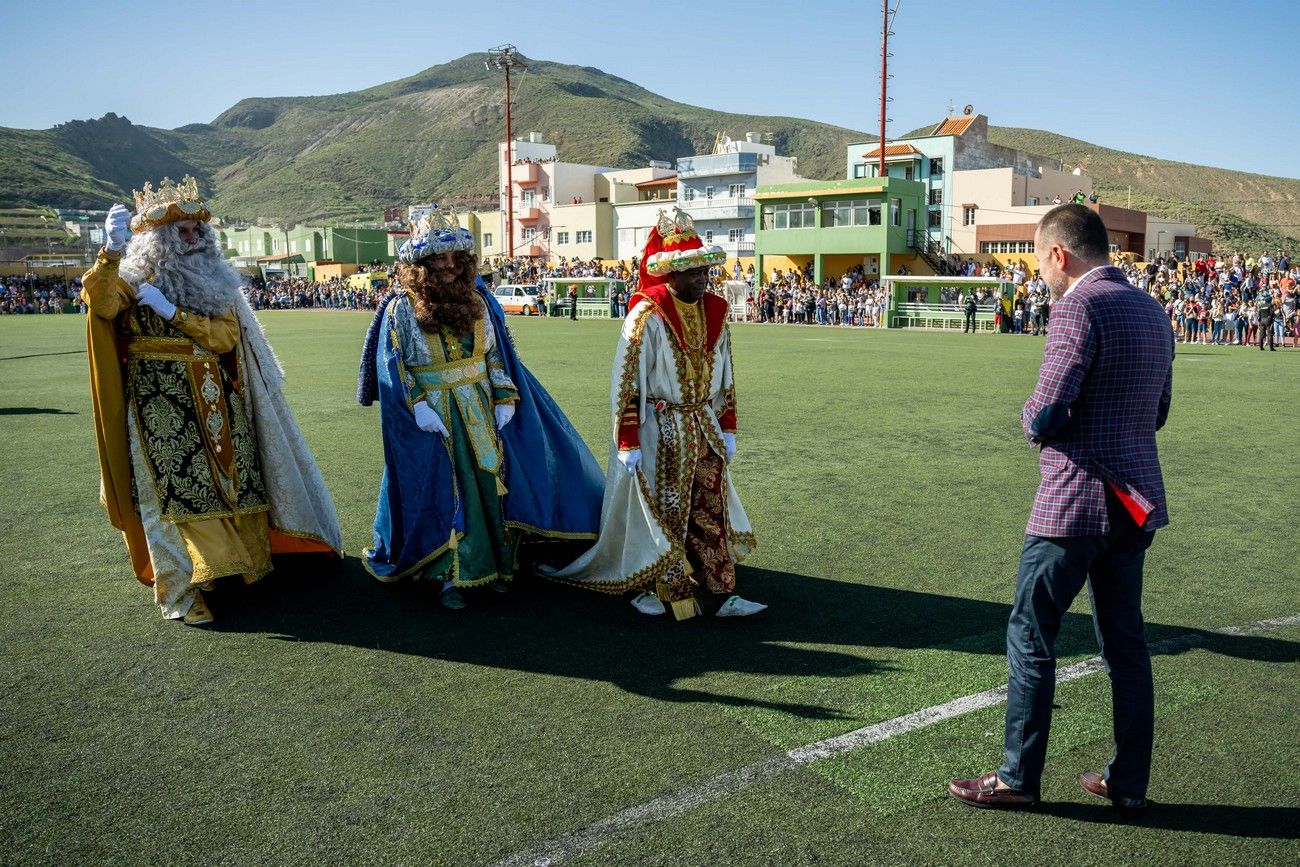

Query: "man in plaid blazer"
left=950, top=204, right=1174, bottom=811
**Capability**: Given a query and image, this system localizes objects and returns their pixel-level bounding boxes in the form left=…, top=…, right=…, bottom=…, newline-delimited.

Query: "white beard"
left=119, top=222, right=244, bottom=317
left=119, top=220, right=285, bottom=390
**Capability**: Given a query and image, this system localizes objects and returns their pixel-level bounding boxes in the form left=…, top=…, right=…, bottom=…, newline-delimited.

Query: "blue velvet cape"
left=359, top=282, right=604, bottom=580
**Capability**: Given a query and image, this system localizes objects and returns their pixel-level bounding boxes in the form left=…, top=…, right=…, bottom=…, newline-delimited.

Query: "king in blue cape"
left=357, top=209, right=603, bottom=606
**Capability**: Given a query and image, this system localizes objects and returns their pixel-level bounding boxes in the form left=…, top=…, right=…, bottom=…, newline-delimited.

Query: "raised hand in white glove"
left=616, top=449, right=641, bottom=474
left=494, top=403, right=516, bottom=431
left=135, top=282, right=177, bottom=321
left=722, top=432, right=736, bottom=463
left=104, top=204, right=131, bottom=252
left=413, top=400, right=448, bottom=436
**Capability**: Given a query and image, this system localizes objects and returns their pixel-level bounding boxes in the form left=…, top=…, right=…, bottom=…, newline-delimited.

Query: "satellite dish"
left=963, top=104, right=974, bottom=116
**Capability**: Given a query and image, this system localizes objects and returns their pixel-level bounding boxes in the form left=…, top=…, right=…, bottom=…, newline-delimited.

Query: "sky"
left=2, top=0, right=1297, bottom=179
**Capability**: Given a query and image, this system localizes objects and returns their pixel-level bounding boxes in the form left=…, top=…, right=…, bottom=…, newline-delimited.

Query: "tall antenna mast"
left=487, top=45, right=527, bottom=257
left=879, top=1, right=901, bottom=178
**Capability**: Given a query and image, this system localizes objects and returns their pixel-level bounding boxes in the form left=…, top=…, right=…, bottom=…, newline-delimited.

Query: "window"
left=684, top=188, right=696, bottom=202
left=904, top=166, right=914, bottom=181
left=1027, top=196, right=1039, bottom=206
left=576, top=230, right=593, bottom=244
left=728, top=183, right=744, bottom=198
left=766, top=202, right=815, bottom=229
left=555, top=231, right=568, bottom=245
left=704, top=186, right=714, bottom=201
left=927, top=209, right=942, bottom=228
left=728, top=228, right=743, bottom=243
left=522, top=227, right=536, bottom=241
left=930, top=157, right=944, bottom=176
left=979, top=240, right=1034, bottom=254
left=704, top=230, right=713, bottom=244
left=540, top=187, right=550, bottom=202
left=962, top=206, right=976, bottom=227
left=522, top=190, right=535, bottom=206
left=484, top=233, right=493, bottom=247
left=929, top=188, right=943, bottom=205
left=852, top=163, right=869, bottom=179
left=820, top=198, right=882, bottom=227
left=890, top=198, right=901, bottom=227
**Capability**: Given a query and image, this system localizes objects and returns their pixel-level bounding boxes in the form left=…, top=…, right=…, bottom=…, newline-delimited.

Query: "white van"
left=492, top=283, right=541, bottom=315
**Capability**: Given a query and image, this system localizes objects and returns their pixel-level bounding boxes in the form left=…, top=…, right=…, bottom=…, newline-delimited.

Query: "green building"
left=218, top=224, right=395, bottom=278
left=752, top=177, right=928, bottom=288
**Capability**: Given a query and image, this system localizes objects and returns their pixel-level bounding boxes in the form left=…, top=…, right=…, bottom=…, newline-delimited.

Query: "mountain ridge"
left=2, top=54, right=1296, bottom=251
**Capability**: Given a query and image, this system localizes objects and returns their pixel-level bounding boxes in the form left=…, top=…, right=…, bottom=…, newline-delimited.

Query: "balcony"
left=676, top=153, right=758, bottom=178
left=515, top=206, right=541, bottom=221
left=511, top=162, right=539, bottom=185
left=678, top=196, right=755, bottom=220
left=710, top=240, right=755, bottom=256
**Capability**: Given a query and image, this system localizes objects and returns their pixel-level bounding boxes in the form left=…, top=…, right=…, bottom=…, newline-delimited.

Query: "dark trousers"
left=569, top=299, right=577, bottom=320
left=999, top=493, right=1156, bottom=799
left=964, top=311, right=976, bottom=332
left=1259, top=323, right=1275, bottom=350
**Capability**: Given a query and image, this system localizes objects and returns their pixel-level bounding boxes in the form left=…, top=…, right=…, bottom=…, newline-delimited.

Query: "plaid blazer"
left=1022, top=267, right=1174, bottom=537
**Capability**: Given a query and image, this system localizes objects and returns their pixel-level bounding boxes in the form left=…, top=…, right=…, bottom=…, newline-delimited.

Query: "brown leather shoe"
left=948, top=772, right=1039, bottom=808
left=1079, top=771, right=1149, bottom=811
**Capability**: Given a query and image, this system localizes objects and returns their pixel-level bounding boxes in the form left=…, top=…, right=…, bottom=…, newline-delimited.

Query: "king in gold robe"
left=83, top=180, right=342, bottom=624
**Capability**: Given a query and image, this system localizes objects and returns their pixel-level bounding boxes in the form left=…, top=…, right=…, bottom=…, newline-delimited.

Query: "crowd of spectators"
left=6, top=247, right=1295, bottom=351
left=741, top=263, right=890, bottom=326
left=1130, top=250, right=1298, bottom=349
left=242, top=272, right=391, bottom=311
left=2, top=276, right=82, bottom=314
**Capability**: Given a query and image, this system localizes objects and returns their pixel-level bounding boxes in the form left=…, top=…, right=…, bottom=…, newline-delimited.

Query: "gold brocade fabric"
left=178, top=511, right=273, bottom=585
left=123, top=305, right=269, bottom=521
left=670, top=295, right=708, bottom=403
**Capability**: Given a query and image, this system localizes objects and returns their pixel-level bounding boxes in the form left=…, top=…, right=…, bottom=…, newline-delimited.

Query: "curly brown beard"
left=397, top=252, right=482, bottom=335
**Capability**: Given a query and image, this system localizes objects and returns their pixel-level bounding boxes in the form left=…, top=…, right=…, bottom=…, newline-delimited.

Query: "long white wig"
left=119, top=220, right=284, bottom=389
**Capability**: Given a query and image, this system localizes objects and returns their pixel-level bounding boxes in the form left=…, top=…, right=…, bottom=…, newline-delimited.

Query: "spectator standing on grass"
left=949, top=204, right=1173, bottom=812
left=963, top=290, right=978, bottom=333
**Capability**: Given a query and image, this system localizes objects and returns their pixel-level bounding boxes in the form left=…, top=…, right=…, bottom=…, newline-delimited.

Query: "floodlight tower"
left=487, top=45, right=527, bottom=257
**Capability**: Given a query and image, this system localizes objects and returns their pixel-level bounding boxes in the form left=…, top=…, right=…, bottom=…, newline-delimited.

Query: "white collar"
left=1062, top=264, right=1112, bottom=298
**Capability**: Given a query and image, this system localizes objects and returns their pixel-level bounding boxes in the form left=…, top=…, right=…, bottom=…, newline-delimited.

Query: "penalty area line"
left=491, top=613, right=1300, bottom=867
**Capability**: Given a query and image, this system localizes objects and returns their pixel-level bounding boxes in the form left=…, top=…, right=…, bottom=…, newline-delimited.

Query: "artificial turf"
left=0, top=312, right=1296, bottom=866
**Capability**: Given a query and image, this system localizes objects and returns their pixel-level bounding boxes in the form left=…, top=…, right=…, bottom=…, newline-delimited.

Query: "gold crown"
left=656, top=207, right=699, bottom=245
left=130, top=175, right=211, bottom=232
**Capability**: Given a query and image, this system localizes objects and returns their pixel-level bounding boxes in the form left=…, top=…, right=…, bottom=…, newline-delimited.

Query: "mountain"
left=984, top=127, right=1300, bottom=252
left=2, top=54, right=1297, bottom=252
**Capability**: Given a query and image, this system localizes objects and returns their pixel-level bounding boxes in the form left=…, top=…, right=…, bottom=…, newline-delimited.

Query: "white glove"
left=413, top=400, right=448, bottom=435
left=135, top=282, right=177, bottom=321
left=494, top=403, right=516, bottom=431
left=616, top=449, right=641, bottom=474
left=104, top=204, right=131, bottom=252
left=722, top=432, right=736, bottom=463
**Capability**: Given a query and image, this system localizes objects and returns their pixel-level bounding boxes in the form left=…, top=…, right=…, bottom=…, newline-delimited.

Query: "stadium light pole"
left=487, top=45, right=527, bottom=258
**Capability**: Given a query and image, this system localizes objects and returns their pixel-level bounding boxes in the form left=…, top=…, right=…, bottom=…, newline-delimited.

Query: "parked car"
left=492, top=283, right=541, bottom=315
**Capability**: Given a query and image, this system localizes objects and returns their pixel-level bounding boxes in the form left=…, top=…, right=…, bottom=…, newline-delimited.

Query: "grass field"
left=1, top=313, right=1297, bottom=866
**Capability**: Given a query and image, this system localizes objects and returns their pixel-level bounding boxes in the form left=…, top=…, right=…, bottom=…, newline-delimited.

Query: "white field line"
left=492, top=613, right=1300, bottom=867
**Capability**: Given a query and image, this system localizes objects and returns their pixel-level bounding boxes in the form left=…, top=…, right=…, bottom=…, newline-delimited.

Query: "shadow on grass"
left=206, top=559, right=1300, bottom=720
left=0, top=406, right=78, bottom=415
left=0, top=349, right=85, bottom=361
left=1038, top=801, right=1300, bottom=840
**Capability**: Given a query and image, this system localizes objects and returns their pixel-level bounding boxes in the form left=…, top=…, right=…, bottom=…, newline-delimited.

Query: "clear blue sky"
left=3, top=0, right=1297, bottom=178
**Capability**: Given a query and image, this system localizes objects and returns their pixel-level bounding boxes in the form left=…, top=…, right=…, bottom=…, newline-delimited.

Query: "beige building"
left=949, top=167, right=1094, bottom=257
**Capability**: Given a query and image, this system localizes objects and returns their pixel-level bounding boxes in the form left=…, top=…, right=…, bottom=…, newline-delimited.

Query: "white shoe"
left=715, top=595, right=767, bottom=618
left=630, top=591, right=666, bottom=616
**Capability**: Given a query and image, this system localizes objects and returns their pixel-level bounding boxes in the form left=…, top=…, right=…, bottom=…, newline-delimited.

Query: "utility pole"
left=487, top=45, right=527, bottom=258
left=877, top=2, right=903, bottom=179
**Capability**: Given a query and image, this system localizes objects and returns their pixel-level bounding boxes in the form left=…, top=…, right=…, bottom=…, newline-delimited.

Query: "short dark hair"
left=1037, top=204, right=1109, bottom=262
